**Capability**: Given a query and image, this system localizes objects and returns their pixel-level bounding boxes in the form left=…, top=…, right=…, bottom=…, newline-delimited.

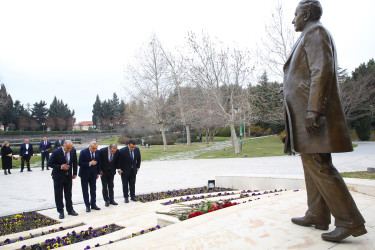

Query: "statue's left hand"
left=305, top=111, right=321, bottom=133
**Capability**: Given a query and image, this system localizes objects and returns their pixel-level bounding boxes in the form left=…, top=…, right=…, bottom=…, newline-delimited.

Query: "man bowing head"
left=118, top=139, right=141, bottom=203
left=48, top=140, right=78, bottom=219
left=79, top=141, right=101, bottom=212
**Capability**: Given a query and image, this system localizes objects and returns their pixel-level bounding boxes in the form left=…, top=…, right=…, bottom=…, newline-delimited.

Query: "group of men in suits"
left=48, top=139, right=141, bottom=219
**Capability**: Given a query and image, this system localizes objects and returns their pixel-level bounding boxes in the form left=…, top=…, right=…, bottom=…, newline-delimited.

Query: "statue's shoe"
left=321, top=225, right=367, bottom=242
left=291, top=216, right=329, bottom=230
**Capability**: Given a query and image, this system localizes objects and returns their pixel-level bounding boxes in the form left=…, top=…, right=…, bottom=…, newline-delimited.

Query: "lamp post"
left=93, top=125, right=96, bottom=141
left=42, top=122, right=45, bottom=135
left=110, top=123, right=113, bottom=133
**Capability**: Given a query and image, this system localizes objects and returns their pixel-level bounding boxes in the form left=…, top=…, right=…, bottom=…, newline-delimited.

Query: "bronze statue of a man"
left=283, top=0, right=366, bottom=242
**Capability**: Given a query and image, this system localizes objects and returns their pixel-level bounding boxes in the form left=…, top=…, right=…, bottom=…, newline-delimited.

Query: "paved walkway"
left=0, top=142, right=374, bottom=249
left=0, top=141, right=374, bottom=217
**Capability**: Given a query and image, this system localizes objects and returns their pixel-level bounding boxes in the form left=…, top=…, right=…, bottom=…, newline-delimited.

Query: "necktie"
left=65, top=152, right=69, bottom=164
left=91, top=153, right=94, bottom=160
left=130, top=151, right=133, bottom=160
left=44, top=141, right=46, bottom=146
left=109, top=154, right=113, bottom=162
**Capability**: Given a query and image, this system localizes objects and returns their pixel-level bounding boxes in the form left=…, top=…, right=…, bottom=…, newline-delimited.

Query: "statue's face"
left=293, top=5, right=306, bottom=32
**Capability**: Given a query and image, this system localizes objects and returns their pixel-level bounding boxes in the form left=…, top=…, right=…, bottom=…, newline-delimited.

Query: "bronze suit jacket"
left=283, top=21, right=352, bottom=153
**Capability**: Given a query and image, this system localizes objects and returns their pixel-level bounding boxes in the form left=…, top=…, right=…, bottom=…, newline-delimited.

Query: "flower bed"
left=0, top=223, right=84, bottom=247
left=0, top=212, right=59, bottom=236
left=136, top=186, right=233, bottom=203
left=20, top=224, right=124, bottom=250
left=83, top=225, right=162, bottom=249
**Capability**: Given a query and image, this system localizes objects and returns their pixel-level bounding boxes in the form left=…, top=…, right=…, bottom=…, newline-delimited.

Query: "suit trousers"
left=81, top=174, right=97, bottom=207
left=101, top=171, right=115, bottom=202
left=53, top=175, right=73, bottom=213
left=301, top=153, right=365, bottom=228
left=21, top=155, right=31, bottom=171
left=41, top=152, right=50, bottom=169
left=121, top=171, right=136, bottom=198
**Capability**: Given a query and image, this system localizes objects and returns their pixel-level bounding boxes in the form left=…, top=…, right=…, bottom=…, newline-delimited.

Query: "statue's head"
left=293, top=0, right=323, bottom=32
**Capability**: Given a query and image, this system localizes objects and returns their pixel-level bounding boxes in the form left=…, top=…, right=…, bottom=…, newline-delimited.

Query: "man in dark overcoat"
left=117, top=139, right=141, bottom=203
left=99, top=143, right=119, bottom=206
left=283, top=0, right=366, bottom=242
left=48, top=140, right=78, bottom=219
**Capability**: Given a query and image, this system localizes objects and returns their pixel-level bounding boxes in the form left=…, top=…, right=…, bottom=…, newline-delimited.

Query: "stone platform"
left=0, top=142, right=374, bottom=249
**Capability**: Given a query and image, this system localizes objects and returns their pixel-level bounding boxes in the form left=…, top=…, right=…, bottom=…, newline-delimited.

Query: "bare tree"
left=159, top=45, right=194, bottom=146
left=257, top=1, right=296, bottom=81
left=340, top=70, right=375, bottom=122
left=125, top=34, right=171, bottom=152
left=187, top=32, right=254, bottom=154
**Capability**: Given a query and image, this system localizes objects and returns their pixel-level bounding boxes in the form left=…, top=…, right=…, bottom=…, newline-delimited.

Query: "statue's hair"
left=299, top=0, right=323, bottom=21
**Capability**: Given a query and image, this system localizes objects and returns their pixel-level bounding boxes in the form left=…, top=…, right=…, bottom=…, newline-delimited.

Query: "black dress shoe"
left=68, top=210, right=78, bottom=216
left=105, top=201, right=110, bottom=207
left=27, top=169, right=32, bottom=171
left=131, top=197, right=137, bottom=202
left=291, top=216, right=329, bottom=230
left=59, top=213, right=64, bottom=219
left=322, top=225, right=367, bottom=242
left=86, top=207, right=91, bottom=212
left=42, top=169, right=44, bottom=171
left=47, top=168, right=50, bottom=170
left=124, top=198, right=129, bottom=203
left=91, top=205, right=101, bottom=210
left=110, top=200, right=118, bottom=205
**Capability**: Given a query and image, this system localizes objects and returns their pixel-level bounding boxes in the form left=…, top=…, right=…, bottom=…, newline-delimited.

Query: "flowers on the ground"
left=122, top=225, right=161, bottom=240
left=136, top=187, right=233, bottom=203
left=0, top=224, right=84, bottom=246
left=158, top=189, right=288, bottom=221
left=0, top=212, right=59, bottom=237
left=20, top=224, right=123, bottom=249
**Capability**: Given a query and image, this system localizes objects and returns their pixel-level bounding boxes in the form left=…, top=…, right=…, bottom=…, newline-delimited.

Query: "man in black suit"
left=19, top=139, right=33, bottom=172
left=99, top=143, right=119, bottom=207
left=54, top=136, right=65, bottom=149
left=118, top=139, right=141, bottom=203
left=48, top=140, right=78, bottom=219
left=78, top=141, right=101, bottom=212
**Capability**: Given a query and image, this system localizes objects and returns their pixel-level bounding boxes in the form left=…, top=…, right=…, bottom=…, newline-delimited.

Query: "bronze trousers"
left=301, top=153, right=365, bottom=228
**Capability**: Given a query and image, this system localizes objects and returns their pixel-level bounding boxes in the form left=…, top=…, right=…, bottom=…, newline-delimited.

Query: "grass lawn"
left=97, top=135, right=122, bottom=145
left=1, top=155, right=42, bottom=170
left=340, top=171, right=375, bottom=180
left=194, top=136, right=286, bottom=159
left=139, top=142, right=218, bottom=161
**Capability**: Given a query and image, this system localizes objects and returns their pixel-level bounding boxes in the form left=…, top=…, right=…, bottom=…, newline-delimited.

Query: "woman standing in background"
left=1, top=141, right=15, bottom=175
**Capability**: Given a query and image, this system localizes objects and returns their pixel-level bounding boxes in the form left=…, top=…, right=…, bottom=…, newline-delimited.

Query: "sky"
left=0, top=0, right=374, bottom=122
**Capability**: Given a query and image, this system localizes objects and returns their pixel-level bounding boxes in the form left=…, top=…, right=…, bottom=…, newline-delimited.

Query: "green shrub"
left=355, top=115, right=371, bottom=141
left=250, top=126, right=265, bottom=137
left=10, top=146, right=40, bottom=155
left=146, top=135, right=175, bottom=145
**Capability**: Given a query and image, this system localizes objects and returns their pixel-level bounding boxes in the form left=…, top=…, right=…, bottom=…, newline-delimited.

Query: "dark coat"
left=117, top=146, right=141, bottom=176
left=1, top=146, right=13, bottom=169
left=283, top=21, right=352, bottom=154
left=19, top=143, right=34, bottom=157
left=54, top=139, right=65, bottom=149
left=48, top=147, right=78, bottom=179
left=39, top=140, right=52, bottom=153
left=78, top=148, right=101, bottom=178
left=99, top=147, right=119, bottom=176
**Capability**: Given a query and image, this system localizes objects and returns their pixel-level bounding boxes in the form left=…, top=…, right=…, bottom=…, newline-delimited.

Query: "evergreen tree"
left=92, top=95, right=102, bottom=127
left=31, top=100, right=48, bottom=126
